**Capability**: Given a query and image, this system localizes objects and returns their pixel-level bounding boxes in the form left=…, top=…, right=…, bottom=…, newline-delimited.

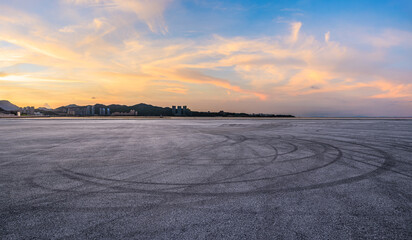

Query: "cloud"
left=63, top=0, right=172, bottom=34
left=0, top=73, right=84, bottom=83
left=325, top=31, right=330, bottom=43
left=59, top=18, right=108, bottom=33
left=171, top=68, right=267, bottom=100
left=1, top=3, right=411, bottom=116
left=59, top=26, right=75, bottom=33
left=117, top=0, right=172, bottom=34
left=364, top=29, right=412, bottom=48
left=289, top=22, right=302, bottom=43
left=369, top=81, right=412, bottom=99
left=160, top=87, right=188, bottom=94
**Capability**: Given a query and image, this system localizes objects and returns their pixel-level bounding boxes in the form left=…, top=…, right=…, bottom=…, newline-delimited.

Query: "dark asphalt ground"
left=0, top=119, right=411, bottom=239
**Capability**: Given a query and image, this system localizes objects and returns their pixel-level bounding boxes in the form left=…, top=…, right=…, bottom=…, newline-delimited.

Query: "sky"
left=0, top=0, right=411, bottom=116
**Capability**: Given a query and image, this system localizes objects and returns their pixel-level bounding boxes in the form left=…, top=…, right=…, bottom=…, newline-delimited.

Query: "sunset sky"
left=0, top=0, right=411, bottom=116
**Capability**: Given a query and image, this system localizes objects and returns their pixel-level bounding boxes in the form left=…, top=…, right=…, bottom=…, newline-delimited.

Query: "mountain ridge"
left=0, top=100, right=20, bottom=111
left=54, top=103, right=294, bottom=117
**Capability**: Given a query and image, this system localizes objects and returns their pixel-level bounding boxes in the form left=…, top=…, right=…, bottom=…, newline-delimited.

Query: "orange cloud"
left=64, top=0, right=172, bottom=34
left=164, top=68, right=267, bottom=100
left=369, top=81, right=412, bottom=99
left=160, top=87, right=188, bottom=94
left=290, top=22, right=302, bottom=43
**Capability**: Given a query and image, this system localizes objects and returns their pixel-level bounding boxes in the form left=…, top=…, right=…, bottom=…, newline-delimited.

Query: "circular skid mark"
left=28, top=131, right=395, bottom=196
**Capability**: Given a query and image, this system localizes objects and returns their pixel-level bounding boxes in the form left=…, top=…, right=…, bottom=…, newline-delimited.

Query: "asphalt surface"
left=0, top=119, right=411, bottom=239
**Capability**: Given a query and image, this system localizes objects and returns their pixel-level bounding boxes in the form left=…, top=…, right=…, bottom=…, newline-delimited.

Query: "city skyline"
left=0, top=0, right=411, bottom=117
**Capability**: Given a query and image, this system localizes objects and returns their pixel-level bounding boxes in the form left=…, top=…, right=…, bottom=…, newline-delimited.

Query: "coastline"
left=1, top=116, right=411, bottom=120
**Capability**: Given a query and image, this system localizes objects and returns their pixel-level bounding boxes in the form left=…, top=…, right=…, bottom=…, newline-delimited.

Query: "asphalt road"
left=1, top=119, right=411, bottom=239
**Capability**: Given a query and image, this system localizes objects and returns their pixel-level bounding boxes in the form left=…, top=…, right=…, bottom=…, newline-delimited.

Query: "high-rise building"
left=98, top=107, right=110, bottom=116
left=21, top=106, right=35, bottom=115
left=99, top=107, right=106, bottom=116
left=171, top=105, right=189, bottom=116
left=111, top=110, right=138, bottom=116
left=86, top=106, right=91, bottom=115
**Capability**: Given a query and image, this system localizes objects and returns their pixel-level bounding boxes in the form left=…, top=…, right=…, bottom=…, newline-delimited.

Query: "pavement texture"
left=0, top=119, right=411, bottom=239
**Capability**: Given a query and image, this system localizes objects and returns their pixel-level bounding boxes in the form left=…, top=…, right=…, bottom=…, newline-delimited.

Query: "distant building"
left=67, top=108, right=75, bottom=116
left=86, top=105, right=92, bottom=115
left=67, top=107, right=87, bottom=116
left=171, top=105, right=190, bottom=116
left=111, top=110, right=138, bottom=116
left=21, top=106, right=35, bottom=115
left=66, top=105, right=100, bottom=116
left=98, top=107, right=110, bottom=116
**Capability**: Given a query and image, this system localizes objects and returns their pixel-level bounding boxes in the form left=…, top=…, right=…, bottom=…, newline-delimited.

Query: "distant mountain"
left=105, top=103, right=173, bottom=116
left=0, top=100, right=20, bottom=111
left=54, top=102, right=294, bottom=117
left=66, top=104, right=79, bottom=108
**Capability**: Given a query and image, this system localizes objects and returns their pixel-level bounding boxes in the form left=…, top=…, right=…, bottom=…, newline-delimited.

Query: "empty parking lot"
left=1, top=119, right=411, bottom=239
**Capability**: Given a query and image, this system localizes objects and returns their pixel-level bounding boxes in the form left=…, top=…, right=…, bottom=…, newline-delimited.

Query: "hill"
left=0, top=100, right=20, bottom=111
left=54, top=102, right=294, bottom=117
